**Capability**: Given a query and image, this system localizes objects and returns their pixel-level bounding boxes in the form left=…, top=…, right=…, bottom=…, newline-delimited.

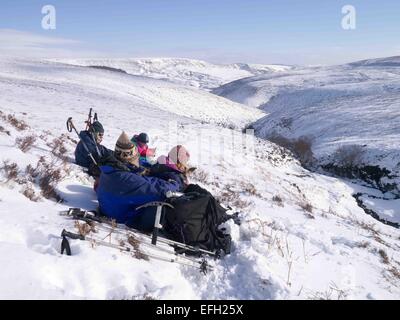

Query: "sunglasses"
left=119, top=149, right=139, bottom=159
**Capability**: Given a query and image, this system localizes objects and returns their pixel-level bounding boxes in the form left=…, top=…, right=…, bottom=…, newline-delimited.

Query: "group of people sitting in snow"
left=74, top=120, right=191, bottom=231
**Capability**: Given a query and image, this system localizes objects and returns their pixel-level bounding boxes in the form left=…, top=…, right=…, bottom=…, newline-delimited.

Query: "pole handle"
left=66, top=117, right=98, bottom=167
left=66, top=117, right=79, bottom=136
left=151, top=228, right=159, bottom=245
left=66, top=117, right=73, bottom=132
left=61, top=229, right=85, bottom=240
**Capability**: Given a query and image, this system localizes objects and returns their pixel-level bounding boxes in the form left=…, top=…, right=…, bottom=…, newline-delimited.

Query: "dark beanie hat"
left=90, top=121, right=104, bottom=134
left=137, top=132, right=149, bottom=144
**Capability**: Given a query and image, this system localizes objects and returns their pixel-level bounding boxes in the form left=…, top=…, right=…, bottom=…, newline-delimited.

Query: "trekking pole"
left=61, top=221, right=210, bottom=267
left=66, top=117, right=98, bottom=166
left=75, top=214, right=216, bottom=257
left=84, top=108, right=99, bottom=130
left=85, top=108, right=93, bottom=130
left=61, top=208, right=217, bottom=257
left=60, top=229, right=208, bottom=271
left=81, top=222, right=206, bottom=265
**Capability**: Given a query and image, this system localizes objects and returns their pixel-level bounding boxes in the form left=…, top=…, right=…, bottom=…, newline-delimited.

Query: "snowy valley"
left=215, top=56, right=400, bottom=227
left=0, top=57, right=399, bottom=300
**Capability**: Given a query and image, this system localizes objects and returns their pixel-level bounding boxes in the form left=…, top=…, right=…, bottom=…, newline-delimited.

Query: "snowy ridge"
left=54, top=57, right=292, bottom=90
left=0, top=58, right=400, bottom=299
left=350, top=56, right=400, bottom=67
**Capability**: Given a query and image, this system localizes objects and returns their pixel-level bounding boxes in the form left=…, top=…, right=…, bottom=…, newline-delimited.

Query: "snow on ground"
left=54, top=57, right=292, bottom=90
left=214, top=57, right=400, bottom=225
left=0, top=58, right=400, bottom=300
left=0, top=58, right=262, bottom=130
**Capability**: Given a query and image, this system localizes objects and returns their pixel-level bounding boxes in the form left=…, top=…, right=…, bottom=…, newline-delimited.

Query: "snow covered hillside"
left=54, top=57, right=292, bottom=90
left=0, top=58, right=262, bottom=129
left=1, top=58, right=400, bottom=300
left=350, top=56, right=400, bottom=67
left=214, top=57, right=400, bottom=225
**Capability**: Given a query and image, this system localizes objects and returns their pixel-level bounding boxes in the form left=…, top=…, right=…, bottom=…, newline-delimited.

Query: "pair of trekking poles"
left=66, top=107, right=99, bottom=166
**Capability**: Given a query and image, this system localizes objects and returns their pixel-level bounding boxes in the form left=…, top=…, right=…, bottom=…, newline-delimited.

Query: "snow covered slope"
left=215, top=59, right=400, bottom=225
left=0, top=58, right=262, bottom=130
left=54, top=57, right=292, bottom=90
left=1, top=58, right=400, bottom=300
left=249, top=65, right=400, bottom=167
left=350, top=56, right=400, bottom=67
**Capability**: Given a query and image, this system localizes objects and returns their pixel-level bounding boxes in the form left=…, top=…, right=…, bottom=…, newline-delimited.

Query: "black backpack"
left=163, top=184, right=232, bottom=257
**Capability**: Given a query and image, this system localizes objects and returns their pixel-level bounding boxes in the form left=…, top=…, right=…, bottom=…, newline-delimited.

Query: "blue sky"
left=0, top=0, right=399, bottom=65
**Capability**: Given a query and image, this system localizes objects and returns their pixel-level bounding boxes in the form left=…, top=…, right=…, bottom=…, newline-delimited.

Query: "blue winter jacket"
left=74, top=131, right=113, bottom=168
left=96, top=163, right=184, bottom=224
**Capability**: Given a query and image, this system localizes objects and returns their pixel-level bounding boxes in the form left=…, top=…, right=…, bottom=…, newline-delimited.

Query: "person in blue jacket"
left=96, top=131, right=185, bottom=231
left=74, top=121, right=113, bottom=169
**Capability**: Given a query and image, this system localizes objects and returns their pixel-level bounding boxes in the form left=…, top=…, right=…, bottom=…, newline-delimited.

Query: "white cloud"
left=0, top=29, right=101, bottom=58
left=1, top=29, right=398, bottom=66
left=0, top=29, right=80, bottom=45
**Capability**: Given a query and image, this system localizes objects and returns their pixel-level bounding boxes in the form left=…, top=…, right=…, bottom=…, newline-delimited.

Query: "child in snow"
left=156, top=145, right=195, bottom=185
left=131, top=132, right=156, bottom=167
